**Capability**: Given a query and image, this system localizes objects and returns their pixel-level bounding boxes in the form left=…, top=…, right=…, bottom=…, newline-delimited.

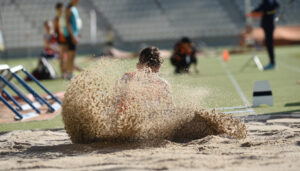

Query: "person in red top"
left=54, top=3, right=67, bottom=44
left=41, top=21, right=58, bottom=59
left=54, top=2, right=68, bottom=78
left=115, top=47, right=174, bottom=113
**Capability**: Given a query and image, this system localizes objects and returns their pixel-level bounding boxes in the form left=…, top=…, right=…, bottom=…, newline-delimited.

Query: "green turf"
left=0, top=45, right=300, bottom=132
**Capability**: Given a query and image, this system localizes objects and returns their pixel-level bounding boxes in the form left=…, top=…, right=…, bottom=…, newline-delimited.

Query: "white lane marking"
left=213, top=106, right=251, bottom=111
left=218, top=58, right=255, bottom=114
left=219, top=58, right=255, bottom=114
left=280, top=63, right=300, bottom=73
left=210, top=106, right=254, bottom=115
left=223, top=109, right=255, bottom=115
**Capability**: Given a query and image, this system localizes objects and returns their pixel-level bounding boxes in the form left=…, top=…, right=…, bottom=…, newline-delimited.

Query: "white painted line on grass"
left=244, top=113, right=300, bottom=122
left=280, top=63, right=300, bottom=73
left=223, top=109, right=255, bottom=115
left=219, top=58, right=251, bottom=107
left=213, top=106, right=251, bottom=111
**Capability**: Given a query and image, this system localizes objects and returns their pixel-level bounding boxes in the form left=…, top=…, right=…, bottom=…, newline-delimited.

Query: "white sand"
left=1, top=118, right=300, bottom=171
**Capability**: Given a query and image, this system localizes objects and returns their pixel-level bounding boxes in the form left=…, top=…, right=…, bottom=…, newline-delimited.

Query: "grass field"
left=0, top=45, right=299, bottom=132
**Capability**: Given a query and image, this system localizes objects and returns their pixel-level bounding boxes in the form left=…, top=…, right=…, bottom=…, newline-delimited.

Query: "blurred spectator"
left=239, top=25, right=256, bottom=48
left=41, top=21, right=58, bottom=59
left=249, top=0, right=280, bottom=70
left=170, top=37, right=199, bottom=74
left=26, top=21, right=58, bottom=81
left=54, top=2, right=68, bottom=78
left=64, top=0, right=82, bottom=80
left=26, top=57, right=57, bottom=81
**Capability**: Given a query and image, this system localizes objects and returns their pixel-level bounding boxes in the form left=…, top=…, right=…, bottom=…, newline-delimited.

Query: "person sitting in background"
left=41, top=21, right=59, bottom=59
left=54, top=2, right=68, bottom=78
left=170, top=37, right=199, bottom=74
left=26, top=57, right=57, bottom=81
left=26, top=21, right=58, bottom=81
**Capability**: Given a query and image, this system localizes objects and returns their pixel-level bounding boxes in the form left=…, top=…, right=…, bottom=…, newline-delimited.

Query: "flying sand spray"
left=62, top=59, right=246, bottom=144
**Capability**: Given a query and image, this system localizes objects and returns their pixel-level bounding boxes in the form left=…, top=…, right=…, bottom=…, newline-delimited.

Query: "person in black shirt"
left=250, top=0, right=280, bottom=70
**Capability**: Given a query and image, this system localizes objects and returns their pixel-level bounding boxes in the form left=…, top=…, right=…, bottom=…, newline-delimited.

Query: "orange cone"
left=222, top=50, right=230, bottom=62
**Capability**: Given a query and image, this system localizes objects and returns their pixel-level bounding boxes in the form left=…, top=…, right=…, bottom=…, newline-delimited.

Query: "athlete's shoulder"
left=124, top=71, right=136, bottom=77
left=120, top=71, right=136, bottom=83
left=157, top=76, right=169, bottom=86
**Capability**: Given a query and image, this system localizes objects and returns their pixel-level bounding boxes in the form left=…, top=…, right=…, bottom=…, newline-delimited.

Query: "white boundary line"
left=280, top=63, right=300, bottom=73
left=218, top=58, right=255, bottom=114
left=219, top=58, right=251, bottom=106
left=241, top=113, right=300, bottom=122
left=210, top=106, right=255, bottom=115
left=213, top=106, right=251, bottom=111
left=223, top=109, right=255, bottom=114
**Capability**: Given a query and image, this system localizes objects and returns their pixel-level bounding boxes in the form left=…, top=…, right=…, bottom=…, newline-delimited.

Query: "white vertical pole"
left=90, top=10, right=97, bottom=44
left=245, top=0, right=252, bottom=26
left=0, top=24, right=5, bottom=51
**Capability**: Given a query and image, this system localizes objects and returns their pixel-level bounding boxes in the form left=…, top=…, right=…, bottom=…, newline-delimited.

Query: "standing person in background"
left=249, top=0, right=279, bottom=70
left=54, top=2, right=68, bottom=79
left=64, top=0, right=82, bottom=80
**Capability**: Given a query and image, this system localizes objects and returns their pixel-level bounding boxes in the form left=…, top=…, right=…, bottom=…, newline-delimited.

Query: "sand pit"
left=1, top=118, right=300, bottom=170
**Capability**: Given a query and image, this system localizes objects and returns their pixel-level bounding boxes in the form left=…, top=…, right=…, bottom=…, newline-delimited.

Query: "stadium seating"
left=0, top=0, right=299, bottom=52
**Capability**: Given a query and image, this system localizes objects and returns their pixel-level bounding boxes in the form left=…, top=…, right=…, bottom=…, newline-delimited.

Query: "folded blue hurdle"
left=0, top=64, right=61, bottom=120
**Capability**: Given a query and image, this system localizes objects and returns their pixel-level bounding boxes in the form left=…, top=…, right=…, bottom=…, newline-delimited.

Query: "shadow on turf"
left=241, top=109, right=300, bottom=122
left=285, top=102, right=300, bottom=107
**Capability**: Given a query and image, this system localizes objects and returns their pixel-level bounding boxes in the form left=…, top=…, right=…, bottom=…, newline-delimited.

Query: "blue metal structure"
left=0, top=64, right=61, bottom=120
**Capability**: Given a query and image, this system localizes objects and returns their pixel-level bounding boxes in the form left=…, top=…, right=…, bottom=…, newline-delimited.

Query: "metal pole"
left=11, top=72, right=55, bottom=112
left=0, top=4, right=7, bottom=60
left=90, top=9, right=97, bottom=45
left=2, top=89, right=23, bottom=110
left=0, top=75, right=40, bottom=113
left=22, top=69, right=61, bottom=105
left=0, top=95, right=23, bottom=119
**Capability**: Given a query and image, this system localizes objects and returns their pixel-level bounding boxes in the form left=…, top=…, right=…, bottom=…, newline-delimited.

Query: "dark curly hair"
left=55, top=2, right=63, bottom=9
left=138, top=46, right=162, bottom=69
